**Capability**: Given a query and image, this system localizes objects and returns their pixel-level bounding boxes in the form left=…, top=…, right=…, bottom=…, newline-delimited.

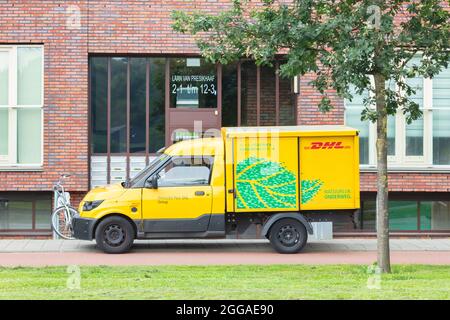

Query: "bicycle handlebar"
left=55, top=174, right=71, bottom=184
left=53, top=174, right=72, bottom=192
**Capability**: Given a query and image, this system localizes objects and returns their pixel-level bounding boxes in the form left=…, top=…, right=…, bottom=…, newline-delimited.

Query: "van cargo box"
left=223, top=125, right=360, bottom=213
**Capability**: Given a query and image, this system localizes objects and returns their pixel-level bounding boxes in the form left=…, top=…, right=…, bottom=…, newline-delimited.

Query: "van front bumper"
left=72, top=216, right=96, bottom=240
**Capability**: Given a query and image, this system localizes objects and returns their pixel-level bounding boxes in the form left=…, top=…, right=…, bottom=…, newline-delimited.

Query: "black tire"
left=95, top=216, right=135, bottom=254
left=269, top=218, right=307, bottom=254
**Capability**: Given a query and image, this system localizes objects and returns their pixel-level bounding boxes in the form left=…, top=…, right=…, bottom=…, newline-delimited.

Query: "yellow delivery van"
left=73, top=125, right=360, bottom=253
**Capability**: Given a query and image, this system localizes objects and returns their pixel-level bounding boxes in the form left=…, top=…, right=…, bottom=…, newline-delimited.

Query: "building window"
left=388, top=201, right=418, bottom=231
left=405, top=70, right=424, bottom=157
left=387, top=115, right=396, bottom=156
left=148, top=58, right=166, bottom=154
left=420, top=201, right=450, bottom=231
left=361, top=200, right=376, bottom=230
left=130, top=57, right=147, bottom=153
left=240, top=61, right=257, bottom=126
left=90, top=56, right=166, bottom=155
left=432, top=66, right=450, bottom=165
left=222, top=62, right=238, bottom=127
left=90, top=56, right=297, bottom=155
left=90, top=56, right=167, bottom=187
left=239, top=61, right=296, bottom=127
left=344, top=86, right=371, bottom=164
left=306, top=198, right=450, bottom=233
left=90, top=57, right=108, bottom=154
left=110, top=57, right=128, bottom=153
left=345, top=58, right=450, bottom=168
left=279, top=70, right=296, bottom=126
left=169, top=58, right=217, bottom=109
left=0, top=45, right=43, bottom=167
left=358, top=198, right=450, bottom=232
left=89, top=56, right=296, bottom=188
left=0, top=193, right=52, bottom=233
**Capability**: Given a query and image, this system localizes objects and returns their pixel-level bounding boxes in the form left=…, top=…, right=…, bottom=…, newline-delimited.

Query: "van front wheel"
left=269, top=218, right=307, bottom=254
left=95, top=216, right=135, bottom=254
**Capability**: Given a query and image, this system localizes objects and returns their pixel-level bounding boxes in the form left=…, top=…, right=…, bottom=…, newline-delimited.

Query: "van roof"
left=222, top=125, right=359, bottom=138
left=164, top=137, right=223, bottom=156
left=164, top=126, right=358, bottom=157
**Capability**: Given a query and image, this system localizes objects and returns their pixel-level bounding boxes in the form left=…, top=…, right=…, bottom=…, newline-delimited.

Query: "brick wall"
left=0, top=0, right=89, bottom=192
left=0, top=0, right=237, bottom=193
left=296, top=73, right=345, bottom=126
left=0, top=0, right=449, bottom=195
left=361, top=172, right=450, bottom=193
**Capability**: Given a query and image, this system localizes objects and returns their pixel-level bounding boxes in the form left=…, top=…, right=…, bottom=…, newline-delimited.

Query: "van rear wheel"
left=269, top=218, right=307, bottom=254
left=95, top=216, right=135, bottom=254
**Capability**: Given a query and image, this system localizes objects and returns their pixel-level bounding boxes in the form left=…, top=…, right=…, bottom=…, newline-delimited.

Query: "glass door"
left=168, top=57, right=221, bottom=143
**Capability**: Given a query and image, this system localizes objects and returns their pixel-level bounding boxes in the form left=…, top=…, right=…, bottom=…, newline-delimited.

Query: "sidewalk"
left=0, top=239, right=449, bottom=266
left=1, top=238, right=450, bottom=253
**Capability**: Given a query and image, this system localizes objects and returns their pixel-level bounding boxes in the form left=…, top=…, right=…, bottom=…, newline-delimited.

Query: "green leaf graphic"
left=235, top=157, right=297, bottom=209
left=301, top=179, right=324, bottom=204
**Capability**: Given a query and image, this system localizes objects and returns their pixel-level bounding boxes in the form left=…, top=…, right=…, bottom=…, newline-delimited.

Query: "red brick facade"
left=0, top=0, right=89, bottom=193
left=297, top=74, right=345, bottom=126
left=361, top=172, right=450, bottom=193
left=0, top=0, right=449, bottom=201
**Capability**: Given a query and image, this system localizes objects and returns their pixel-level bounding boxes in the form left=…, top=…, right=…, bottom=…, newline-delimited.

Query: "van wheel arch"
left=92, top=214, right=137, bottom=240
left=262, top=212, right=313, bottom=239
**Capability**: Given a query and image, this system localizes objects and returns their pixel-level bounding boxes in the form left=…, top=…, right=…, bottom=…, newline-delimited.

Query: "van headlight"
left=82, top=200, right=104, bottom=211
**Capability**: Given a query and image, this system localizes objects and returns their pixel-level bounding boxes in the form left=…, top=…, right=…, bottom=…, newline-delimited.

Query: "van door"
left=141, top=156, right=213, bottom=233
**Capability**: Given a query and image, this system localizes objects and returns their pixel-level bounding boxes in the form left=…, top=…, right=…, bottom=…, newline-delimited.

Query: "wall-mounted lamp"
left=293, top=75, right=300, bottom=94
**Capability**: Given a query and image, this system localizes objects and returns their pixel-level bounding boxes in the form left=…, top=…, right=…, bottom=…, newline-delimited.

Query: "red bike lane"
left=0, top=250, right=449, bottom=267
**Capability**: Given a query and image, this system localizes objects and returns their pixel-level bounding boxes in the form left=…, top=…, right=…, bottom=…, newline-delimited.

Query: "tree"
left=172, top=0, right=450, bottom=272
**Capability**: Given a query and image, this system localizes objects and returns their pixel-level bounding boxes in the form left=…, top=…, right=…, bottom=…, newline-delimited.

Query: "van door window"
left=156, top=156, right=213, bottom=187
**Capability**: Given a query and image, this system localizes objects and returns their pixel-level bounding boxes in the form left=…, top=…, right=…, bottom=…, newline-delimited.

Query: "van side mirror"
left=146, top=175, right=158, bottom=189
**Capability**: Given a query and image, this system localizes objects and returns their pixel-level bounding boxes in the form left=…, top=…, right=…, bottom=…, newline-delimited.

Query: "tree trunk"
left=373, top=73, right=391, bottom=273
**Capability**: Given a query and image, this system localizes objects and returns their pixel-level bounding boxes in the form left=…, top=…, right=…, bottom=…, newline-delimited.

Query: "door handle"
left=228, top=189, right=236, bottom=199
left=195, top=191, right=205, bottom=196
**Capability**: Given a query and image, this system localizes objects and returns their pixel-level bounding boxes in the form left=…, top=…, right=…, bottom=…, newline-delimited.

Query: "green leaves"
left=235, top=157, right=297, bottom=209
left=318, top=96, right=333, bottom=113
left=301, top=179, right=324, bottom=204
left=234, top=157, right=324, bottom=208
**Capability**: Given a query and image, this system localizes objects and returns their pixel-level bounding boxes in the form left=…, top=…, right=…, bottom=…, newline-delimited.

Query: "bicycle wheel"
left=51, top=206, right=78, bottom=240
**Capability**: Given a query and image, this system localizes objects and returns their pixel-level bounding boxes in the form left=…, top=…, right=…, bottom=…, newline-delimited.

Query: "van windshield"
left=127, top=154, right=169, bottom=188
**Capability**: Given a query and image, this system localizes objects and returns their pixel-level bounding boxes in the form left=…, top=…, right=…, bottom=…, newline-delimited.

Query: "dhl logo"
left=305, top=141, right=350, bottom=150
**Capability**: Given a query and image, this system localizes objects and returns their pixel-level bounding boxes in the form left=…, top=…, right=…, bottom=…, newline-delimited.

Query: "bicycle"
left=51, top=174, right=78, bottom=240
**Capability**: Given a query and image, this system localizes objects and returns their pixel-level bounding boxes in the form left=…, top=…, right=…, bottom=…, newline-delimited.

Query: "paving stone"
left=0, top=240, right=12, bottom=250
left=2, top=240, right=30, bottom=252
left=41, top=240, right=65, bottom=252
left=2, top=239, right=450, bottom=253
left=23, top=240, right=46, bottom=252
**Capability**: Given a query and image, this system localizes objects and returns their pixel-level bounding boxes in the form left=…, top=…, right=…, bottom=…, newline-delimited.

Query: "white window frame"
left=0, top=45, right=44, bottom=169
left=344, top=103, right=374, bottom=168
left=388, top=75, right=431, bottom=166
left=429, top=67, right=450, bottom=168
left=345, top=70, right=450, bottom=171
